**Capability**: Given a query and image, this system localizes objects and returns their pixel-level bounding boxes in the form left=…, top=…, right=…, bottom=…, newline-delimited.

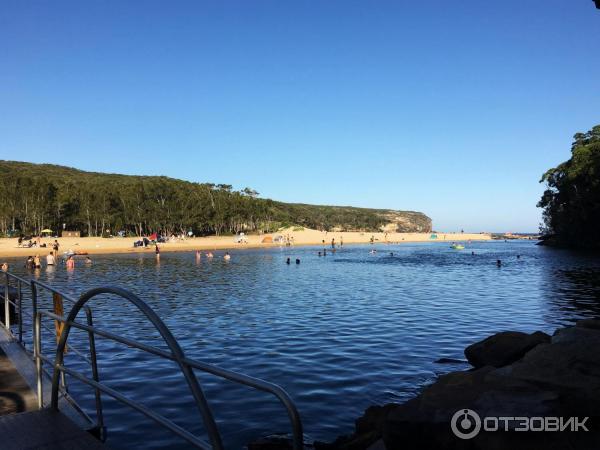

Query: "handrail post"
left=31, top=281, right=43, bottom=409
left=17, top=280, right=23, bottom=343
left=85, top=307, right=105, bottom=440
left=4, top=272, right=10, bottom=330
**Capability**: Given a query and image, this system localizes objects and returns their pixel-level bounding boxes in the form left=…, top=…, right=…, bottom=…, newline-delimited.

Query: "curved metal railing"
left=1, top=272, right=303, bottom=449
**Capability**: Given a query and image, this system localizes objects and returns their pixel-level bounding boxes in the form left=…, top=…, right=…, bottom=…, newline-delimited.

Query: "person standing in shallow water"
left=331, top=238, right=335, bottom=248
left=46, top=251, right=55, bottom=266
left=155, top=244, right=160, bottom=261
left=66, top=256, right=75, bottom=269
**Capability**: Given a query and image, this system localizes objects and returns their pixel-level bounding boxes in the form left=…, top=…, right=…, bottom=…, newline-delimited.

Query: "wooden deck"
left=0, top=347, right=37, bottom=415
left=0, top=409, right=107, bottom=450
left=0, top=347, right=108, bottom=449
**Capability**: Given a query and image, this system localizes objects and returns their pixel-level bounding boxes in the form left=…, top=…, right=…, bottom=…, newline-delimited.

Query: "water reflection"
left=4, top=241, right=600, bottom=449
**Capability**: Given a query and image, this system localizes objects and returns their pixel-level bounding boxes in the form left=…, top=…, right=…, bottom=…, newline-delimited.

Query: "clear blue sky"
left=1, top=1, right=599, bottom=232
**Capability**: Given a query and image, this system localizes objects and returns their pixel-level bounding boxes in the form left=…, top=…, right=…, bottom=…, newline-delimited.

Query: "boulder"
left=464, top=331, right=550, bottom=369
left=575, top=319, right=600, bottom=331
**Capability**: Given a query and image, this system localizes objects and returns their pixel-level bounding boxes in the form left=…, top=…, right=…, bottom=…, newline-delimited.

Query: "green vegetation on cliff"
left=538, top=125, right=600, bottom=249
left=0, top=161, right=431, bottom=236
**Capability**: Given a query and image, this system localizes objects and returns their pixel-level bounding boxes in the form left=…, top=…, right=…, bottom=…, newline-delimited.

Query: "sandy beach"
left=0, top=228, right=491, bottom=259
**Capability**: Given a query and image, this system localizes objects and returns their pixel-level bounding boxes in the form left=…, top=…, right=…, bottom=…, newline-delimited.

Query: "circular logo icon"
left=451, top=409, right=481, bottom=439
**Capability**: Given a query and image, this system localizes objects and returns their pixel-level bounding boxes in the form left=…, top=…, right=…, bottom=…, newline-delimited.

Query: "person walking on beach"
left=46, top=251, right=55, bottom=266
left=53, top=240, right=60, bottom=254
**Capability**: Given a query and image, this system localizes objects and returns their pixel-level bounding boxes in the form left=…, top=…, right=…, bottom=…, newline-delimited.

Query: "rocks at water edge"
left=308, top=320, right=600, bottom=450
left=464, top=330, right=550, bottom=368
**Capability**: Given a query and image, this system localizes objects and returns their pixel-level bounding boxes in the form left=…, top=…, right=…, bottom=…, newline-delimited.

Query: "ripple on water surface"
left=5, top=241, right=600, bottom=449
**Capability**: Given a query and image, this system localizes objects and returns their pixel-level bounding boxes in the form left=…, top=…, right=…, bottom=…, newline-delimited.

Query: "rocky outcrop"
left=464, top=331, right=550, bottom=368
left=315, top=321, right=600, bottom=450
left=379, top=211, right=432, bottom=233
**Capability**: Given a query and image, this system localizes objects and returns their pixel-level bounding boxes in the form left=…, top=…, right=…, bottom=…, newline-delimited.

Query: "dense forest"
left=538, top=124, right=600, bottom=249
left=0, top=161, right=431, bottom=237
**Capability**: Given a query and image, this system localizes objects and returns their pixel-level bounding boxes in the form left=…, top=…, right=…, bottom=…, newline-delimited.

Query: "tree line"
left=538, top=124, right=600, bottom=249
left=0, top=161, right=429, bottom=237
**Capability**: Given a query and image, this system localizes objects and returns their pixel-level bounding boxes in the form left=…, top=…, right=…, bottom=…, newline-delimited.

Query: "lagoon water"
left=6, top=241, right=600, bottom=449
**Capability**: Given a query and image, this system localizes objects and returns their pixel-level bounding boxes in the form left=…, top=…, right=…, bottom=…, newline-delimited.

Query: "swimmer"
left=390, top=252, right=394, bottom=256
left=1, top=262, right=8, bottom=272
left=295, top=258, right=300, bottom=264
left=318, top=251, right=322, bottom=257
left=85, top=256, right=93, bottom=264
left=286, top=257, right=291, bottom=265
left=46, top=251, right=55, bottom=266
left=517, top=254, right=521, bottom=259
left=66, top=256, right=75, bottom=269
left=496, top=259, right=502, bottom=267
left=155, top=245, right=160, bottom=260
left=206, top=252, right=214, bottom=258
left=224, top=252, right=231, bottom=261
left=33, top=254, right=41, bottom=269
left=195, top=250, right=201, bottom=259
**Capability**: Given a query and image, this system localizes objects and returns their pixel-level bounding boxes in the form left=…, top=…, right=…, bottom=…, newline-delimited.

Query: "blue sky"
left=1, top=1, right=599, bottom=232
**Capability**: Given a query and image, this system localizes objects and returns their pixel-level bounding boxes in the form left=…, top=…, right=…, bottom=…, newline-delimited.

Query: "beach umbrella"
left=41, top=229, right=53, bottom=234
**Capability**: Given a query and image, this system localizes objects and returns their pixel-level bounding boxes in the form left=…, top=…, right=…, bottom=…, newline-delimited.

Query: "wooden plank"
left=0, top=347, right=37, bottom=415
left=0, top=409, right=109, bottom=449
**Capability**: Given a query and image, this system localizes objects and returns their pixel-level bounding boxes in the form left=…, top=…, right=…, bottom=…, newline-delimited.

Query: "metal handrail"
left=2, top=272, right=105, bottom=436
left=2, top=274, right=303, bottom=449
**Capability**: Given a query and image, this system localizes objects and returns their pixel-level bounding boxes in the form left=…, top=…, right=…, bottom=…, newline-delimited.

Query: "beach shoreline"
left=0, top=229, right=492, bottom=259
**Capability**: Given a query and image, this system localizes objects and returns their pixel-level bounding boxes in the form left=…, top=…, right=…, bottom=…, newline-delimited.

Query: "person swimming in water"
left=295, top=258, right=300, bottom=264
left=33, top=254, right=41, bottom=269
left=286, top=257, right=290, bottom=265
left=224, top=252, right=231, bottom=260
left=85, top=256, right=93, bottom=264
left=66, top=256, right=75, bottom=269
left=206, top=252, right=214, bottom=258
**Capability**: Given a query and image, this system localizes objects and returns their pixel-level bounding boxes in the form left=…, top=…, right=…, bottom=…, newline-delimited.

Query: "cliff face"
left=271, top=202, right=432, bottom=233
left=380, top=210, right=432, bottom=233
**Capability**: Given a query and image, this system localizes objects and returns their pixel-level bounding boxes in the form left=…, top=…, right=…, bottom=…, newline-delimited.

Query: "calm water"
left=5, top=240, right=600, bottom=449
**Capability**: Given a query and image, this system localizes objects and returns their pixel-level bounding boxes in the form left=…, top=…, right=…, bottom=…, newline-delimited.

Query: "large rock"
left=323, top=325, right=600, bottom=449
left=464, top=331, right=550, bottom=369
